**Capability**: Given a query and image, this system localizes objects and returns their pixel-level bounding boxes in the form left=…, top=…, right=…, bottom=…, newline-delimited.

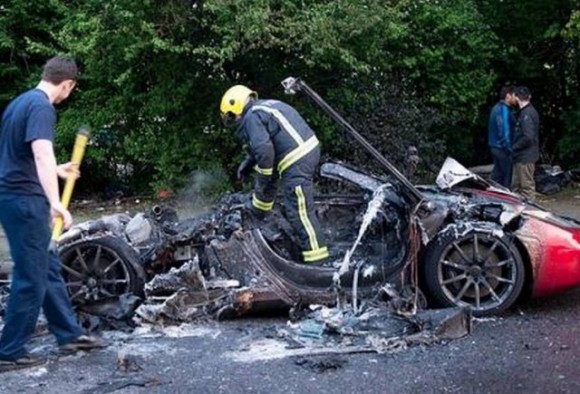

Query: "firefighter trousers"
left=280, top=148, right=329, bottom=263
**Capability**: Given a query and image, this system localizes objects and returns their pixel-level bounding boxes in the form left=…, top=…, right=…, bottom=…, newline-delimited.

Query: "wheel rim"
left=61, top=243, right=131, bottom=304
left=436, top=232, right=518, bottom=312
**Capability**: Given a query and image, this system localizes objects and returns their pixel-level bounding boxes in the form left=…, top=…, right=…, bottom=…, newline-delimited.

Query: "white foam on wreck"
left=362, top=265, right=376, bottom=278
left=103, top=323, right=221, bottom=342
left=224, top=338, right=355, bottom=362
left=115, top=342, right=180, bottom=358
left=158, top=324, right=221, bottom=339
left=335, top=184, right=389, bottom=281
left=22, top=366, right=48, bottom=378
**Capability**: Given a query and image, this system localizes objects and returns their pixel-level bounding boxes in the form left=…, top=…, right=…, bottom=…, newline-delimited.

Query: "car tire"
left=59, top=236, right=145, bottom=305
left=423, top=225, right=525, bottom=316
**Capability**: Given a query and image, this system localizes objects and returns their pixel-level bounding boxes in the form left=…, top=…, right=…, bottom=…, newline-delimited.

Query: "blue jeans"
left=490, top=147, right=513, bottom=189
left=0, top=194, right=82, bottom=360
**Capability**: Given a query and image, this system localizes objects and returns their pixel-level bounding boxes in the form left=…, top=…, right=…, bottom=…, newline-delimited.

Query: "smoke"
left=173, top=168, right=230, bottom=218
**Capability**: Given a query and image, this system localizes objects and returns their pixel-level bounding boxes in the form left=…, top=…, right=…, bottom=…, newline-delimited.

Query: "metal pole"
left=282, top=77, right=423, bottom=202
left=50, top=126, right=91, bottom=249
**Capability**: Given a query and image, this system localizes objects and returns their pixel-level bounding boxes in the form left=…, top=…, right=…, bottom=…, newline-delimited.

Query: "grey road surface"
left=1, top=289, right=580, bottom=394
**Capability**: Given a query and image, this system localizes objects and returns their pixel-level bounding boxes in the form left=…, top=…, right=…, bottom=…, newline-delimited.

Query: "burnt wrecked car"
left=50, top=157, right=580, bottom=319
left=2, top=78, right=577, bottom=320
left=55, top=161, right=416, bottom=321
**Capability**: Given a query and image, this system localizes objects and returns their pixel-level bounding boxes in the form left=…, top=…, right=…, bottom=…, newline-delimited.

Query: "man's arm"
left=246, top=114, right=275, bottom=174
left=32, top=139, right=60, bottom=205
left=244, top=113, right=277, bottom=212
left=501, top=105, right=512, bottom=151
left=31, top=139, right=72, bottom=228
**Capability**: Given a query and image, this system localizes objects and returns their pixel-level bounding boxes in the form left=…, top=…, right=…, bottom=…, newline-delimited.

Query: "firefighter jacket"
left=235, top=99, right=320, bottom=212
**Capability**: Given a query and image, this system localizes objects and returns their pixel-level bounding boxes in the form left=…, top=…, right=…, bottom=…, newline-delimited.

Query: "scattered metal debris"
left=0, top=260, right=12, bottom=316
left=80, top=378, right=162, bottom=394
left=78, top=293, right=141, bottom=330
left=294, top=356, right=347, bottom=373
left=282, top=304, right=471, bottom=355
left=52, top=163, right=417, bottom=327
left=116, top=349, right=143, bottom=373
left=224, top=305, right=470, bottom=363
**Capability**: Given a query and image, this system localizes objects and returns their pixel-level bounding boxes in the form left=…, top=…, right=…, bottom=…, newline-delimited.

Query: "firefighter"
left=220, top=85, right=329, bottom=265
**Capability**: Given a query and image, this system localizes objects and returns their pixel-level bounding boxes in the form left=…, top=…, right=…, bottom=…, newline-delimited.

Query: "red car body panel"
left=471, top=189, right=580, bottom=298
left=519, top=213, right=580, bottom=297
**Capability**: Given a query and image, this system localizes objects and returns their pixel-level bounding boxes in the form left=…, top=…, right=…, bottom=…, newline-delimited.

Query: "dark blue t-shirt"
left=0, top=89, right=56, bottom=196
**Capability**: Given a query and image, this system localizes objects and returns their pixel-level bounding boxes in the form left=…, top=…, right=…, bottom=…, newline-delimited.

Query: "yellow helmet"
left=220, top=85, right=257, bottom=125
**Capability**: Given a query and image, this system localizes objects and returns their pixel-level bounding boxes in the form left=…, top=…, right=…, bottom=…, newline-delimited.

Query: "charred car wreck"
left=2, top=79, right=579, bottom=337
left=49, top=154, right=580, bottom=327
left=55, top=160, right=416, bottom=324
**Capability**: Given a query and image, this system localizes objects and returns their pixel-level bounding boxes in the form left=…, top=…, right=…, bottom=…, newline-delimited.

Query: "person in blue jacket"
left=220, top=85, right=329, bottom=265
left=488, top=86, right=518, bottom=188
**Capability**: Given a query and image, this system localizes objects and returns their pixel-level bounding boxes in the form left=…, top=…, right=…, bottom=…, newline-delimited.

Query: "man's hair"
left=499, top=85, right=515, bottom=99
left=515, top=86, right=531, bottom=101
left=41, top=56, right=78, bottom=84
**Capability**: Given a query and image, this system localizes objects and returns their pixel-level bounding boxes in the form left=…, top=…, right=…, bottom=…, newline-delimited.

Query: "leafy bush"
left=1, top=0, right=578, bottom=196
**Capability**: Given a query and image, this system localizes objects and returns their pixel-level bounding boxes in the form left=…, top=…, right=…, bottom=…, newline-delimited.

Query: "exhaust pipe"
left=151, top=205, right=163, bottom=219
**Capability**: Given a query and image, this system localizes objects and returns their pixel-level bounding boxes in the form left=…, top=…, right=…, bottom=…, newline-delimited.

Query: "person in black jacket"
left=220, top=85, right=329, bottom=265
left=512, top=86, right=540, bottom=201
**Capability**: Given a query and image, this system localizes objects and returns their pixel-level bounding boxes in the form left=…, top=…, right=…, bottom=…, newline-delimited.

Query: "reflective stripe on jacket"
left=236, top=99, right=319, bottom=176
left=236, top=99, right=320, bottom=211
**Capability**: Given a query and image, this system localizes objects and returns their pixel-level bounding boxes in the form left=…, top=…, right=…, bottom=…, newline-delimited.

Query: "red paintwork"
left=471, top=188, right=580, bottom=297
left=520, top=215, right=580, bottom=297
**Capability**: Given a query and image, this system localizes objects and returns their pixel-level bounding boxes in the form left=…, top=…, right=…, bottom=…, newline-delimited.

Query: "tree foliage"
left=0, top=0, right=578, bottom=195
left=0, top=1, right=64, bottom=102
left=476, top=0, right=578, bottom=163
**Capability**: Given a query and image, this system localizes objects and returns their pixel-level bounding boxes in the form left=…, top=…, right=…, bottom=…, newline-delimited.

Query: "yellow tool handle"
left=51, top=126, right=91, bottom=241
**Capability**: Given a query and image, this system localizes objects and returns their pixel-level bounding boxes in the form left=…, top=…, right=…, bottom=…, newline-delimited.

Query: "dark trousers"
left=490, top=147, right=513, bottom=189
left=281, top=149, right=329, bottom=263
left=0, top=194, right=82, bottom=360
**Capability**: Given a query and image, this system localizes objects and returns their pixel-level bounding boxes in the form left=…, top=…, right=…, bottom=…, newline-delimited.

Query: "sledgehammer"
left=49, top=126, right=91, bottom=251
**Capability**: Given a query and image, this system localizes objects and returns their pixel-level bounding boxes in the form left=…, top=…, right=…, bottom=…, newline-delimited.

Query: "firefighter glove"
left=237, top=155, right=256, bottom=182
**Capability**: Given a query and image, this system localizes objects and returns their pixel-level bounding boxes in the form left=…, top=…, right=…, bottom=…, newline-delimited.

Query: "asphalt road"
left=1, top=288, right=580, bottom=394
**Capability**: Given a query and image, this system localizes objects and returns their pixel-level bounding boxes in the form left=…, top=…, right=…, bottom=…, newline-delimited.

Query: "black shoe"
left=59, top=335, right=109, bottom=354
left=0, top=354, right=47, bottom=373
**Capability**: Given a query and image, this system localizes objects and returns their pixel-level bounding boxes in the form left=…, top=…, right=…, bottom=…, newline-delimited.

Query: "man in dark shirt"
left=512, top=86, right=540, bottom=201
left=488, top=86, right=517, bottom=188
left=0, top=56, right=105, bottom=372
